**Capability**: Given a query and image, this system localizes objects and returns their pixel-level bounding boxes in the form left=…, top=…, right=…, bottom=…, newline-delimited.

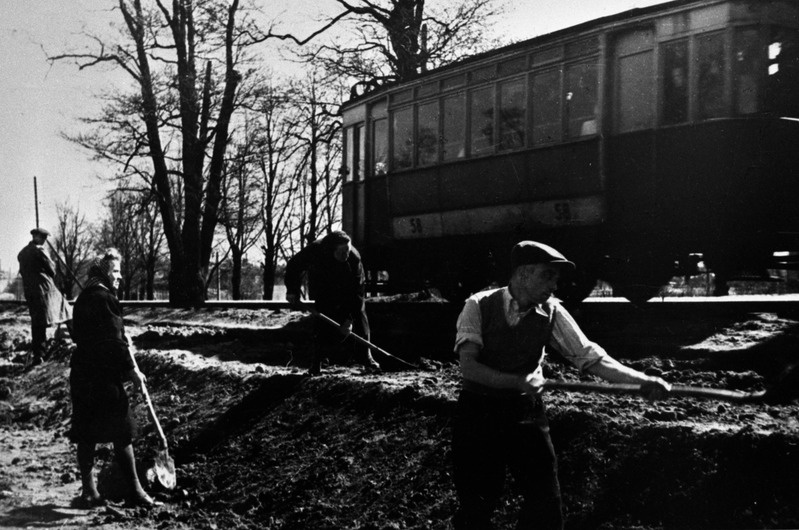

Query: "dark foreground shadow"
left=0, top=503, right=92, bottom=528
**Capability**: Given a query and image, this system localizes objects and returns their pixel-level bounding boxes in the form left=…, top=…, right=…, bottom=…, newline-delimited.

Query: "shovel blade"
left=145, top=450, right=176, bottom=490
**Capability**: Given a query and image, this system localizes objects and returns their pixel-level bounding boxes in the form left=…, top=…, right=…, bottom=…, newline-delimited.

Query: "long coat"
left=69, top=284, right=136, bottom=444
left=17, top=242, right=72, bottom=326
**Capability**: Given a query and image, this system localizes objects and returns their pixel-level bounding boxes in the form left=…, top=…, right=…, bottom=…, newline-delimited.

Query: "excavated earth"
left=1, top=300, right=799, bottom=529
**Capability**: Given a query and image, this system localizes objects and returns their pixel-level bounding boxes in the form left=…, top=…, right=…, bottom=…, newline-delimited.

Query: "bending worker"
left=17, top=227, right=72, bottom=367
left=285, top=230, right=380, bottom=375
left=452, top=240, right=671, bottom=529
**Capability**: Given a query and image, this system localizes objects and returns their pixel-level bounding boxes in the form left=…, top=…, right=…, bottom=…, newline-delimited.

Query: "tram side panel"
left=383, top=139, right=605, bottom=295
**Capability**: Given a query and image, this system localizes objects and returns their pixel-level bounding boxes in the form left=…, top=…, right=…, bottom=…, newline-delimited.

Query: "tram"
left=340, top=0, right=799, bottom=302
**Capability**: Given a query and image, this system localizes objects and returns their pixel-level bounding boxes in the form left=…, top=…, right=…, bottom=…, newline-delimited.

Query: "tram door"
left=607, top=27, right=658, bottom=242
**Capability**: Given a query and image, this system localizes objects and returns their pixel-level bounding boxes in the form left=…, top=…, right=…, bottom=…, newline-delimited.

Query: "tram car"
left=340, top=0, right=799, bottom=302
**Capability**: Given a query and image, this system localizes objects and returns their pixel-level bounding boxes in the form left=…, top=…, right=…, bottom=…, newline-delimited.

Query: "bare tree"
left=97, top=193, right=142, bottom=299
left=98, top=190, right=168, bottom=299
left=252, top=83, right=304, bottom=299
left=286, top=71, right=346, bottom=246
left=135, top=195, right=168, bottom=299
left=293, top=0, right=505, bottom=89
left=218, top=119, right=264, bottom=299
left=49, top=0, right=270, bottom=305
left=52, top=201, right=94, bottom=298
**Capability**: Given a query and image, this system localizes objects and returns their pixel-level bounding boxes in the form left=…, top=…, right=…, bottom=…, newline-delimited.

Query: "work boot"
left=24, top=352, right=43, bottom=370
left=362, top=355, right=382, bottom=373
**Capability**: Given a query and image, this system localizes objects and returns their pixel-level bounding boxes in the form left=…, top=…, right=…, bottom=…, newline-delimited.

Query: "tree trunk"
left=231, top=249, right=242, bottom=300
left=262, top=246, right=276, bottom=300
left=168, top=261, right=205, bottom=307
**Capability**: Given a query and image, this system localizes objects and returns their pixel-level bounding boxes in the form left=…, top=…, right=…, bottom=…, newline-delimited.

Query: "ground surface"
left=1, top=301, right=799, bottom=529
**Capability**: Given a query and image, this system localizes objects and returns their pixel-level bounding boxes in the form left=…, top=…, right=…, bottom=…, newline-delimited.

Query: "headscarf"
left=83, top=249, right=121, bottom=292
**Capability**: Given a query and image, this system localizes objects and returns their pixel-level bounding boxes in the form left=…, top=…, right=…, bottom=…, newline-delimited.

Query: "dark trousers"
left=311, top=308, right=371, bottom=369
left=452, top=390, right=564, bottom=530
left=30, top=319, right=47, bottom=357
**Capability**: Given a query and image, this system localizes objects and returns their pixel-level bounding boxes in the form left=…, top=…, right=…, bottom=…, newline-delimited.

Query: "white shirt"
left=454, top=287, right=608, bottom=373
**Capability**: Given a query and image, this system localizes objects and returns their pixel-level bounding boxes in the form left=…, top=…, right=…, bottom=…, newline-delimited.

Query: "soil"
left=1, top=300, right=799, bottom=529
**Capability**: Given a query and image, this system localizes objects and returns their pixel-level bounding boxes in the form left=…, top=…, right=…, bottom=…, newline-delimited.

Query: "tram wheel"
left=602, top=252, right=674, bottom=305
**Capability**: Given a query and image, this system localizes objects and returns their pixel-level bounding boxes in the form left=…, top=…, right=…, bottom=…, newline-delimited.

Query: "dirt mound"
left=1, top=305, right=799, bottom=529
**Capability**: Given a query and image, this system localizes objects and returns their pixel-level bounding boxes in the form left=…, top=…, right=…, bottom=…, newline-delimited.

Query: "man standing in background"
left=17, top=227, right=72, bottom=368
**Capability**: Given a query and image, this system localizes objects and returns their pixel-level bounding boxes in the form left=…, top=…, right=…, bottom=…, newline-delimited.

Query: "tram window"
left=470, top=85, right=495, bottom=155
left=417, top=100, right=439, bottom=166
left=733, top=28, right=759, bottom=115
left=617, top=50, right=654, bottom=132
left=372, top=117, right=388, bottom=176
left=766, top=28, right=799, bottom=118
left=532, top=68, right=562, bottom=144
left=662, top=40, right=689, bottom=124
left=356, top=124, right=365, bottom=181
left=392, top=107, right=413, bottom=170
left=499, top=78, right=526, bottom=150
left=442, top=93, right=466, bottom=161
left=344, top=127, right=354, bottom=183
left=566, top=62, right=598, bottom=137
left=697, top=32, right=726, bottom=120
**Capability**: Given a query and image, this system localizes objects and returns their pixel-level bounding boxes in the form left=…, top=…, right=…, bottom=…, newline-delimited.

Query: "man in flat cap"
left=17, top=227, right=72, bottom=367
left=285, top=230, right=381, bottom=375
left=451, top=240, right=671, bottom=529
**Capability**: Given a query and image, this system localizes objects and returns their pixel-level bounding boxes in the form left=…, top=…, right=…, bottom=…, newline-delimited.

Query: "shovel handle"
left=543, top=380, right=764, bottom=403
left=126, top=337, right=170, bottom=449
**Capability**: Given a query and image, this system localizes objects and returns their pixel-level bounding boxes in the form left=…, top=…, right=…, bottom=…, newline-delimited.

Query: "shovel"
left=543, top=380, right=765, bottom=403
left=126, top=337, right=177, bottom=490
left=542, top=368, right=799, bottom=404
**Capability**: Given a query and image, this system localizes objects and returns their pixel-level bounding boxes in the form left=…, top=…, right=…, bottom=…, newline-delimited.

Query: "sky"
left=0, top=0, right=670, bottom=279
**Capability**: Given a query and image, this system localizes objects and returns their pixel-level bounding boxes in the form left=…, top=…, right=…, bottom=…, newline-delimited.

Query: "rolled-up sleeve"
left=454, top=297, right=483, bottom=352
left=549, top=303, right=609, bottom=372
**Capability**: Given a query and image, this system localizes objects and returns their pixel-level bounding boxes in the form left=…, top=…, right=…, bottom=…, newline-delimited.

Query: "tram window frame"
left=469, top=84, right=496, bottom=156
left=498, top=76, right=527, bottom=151
left=766, top=26, right=799, bottom=118
left=565, top=60, right=599, bottom=138
left=660, top=38, right=690, bottom=125
left=532, top=66, right=563, bottom=145
left=442, top=92, right=466, bottom=161
left=356, top=124, right=365, bottom=182
left=372, top=117, right=388, bottom=177
left=696, top=30, right=728, bottom=121
left=732, top=27, right=760, bottom=115
left=417, top=99, right=440, bottom=166
left=344, top=126, right=355, bottom=183
left=614, top=28, right=656, bottom=134
left=391, top=105, right=414, bottom=171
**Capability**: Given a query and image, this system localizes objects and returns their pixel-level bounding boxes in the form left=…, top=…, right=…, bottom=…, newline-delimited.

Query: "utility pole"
left=33, top=176, right=40, bottom=228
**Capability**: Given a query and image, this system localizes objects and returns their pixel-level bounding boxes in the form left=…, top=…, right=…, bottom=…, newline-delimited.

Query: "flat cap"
left=511, top=240, right=574, bottom=271
left=30, top=227, right=50, bottom=237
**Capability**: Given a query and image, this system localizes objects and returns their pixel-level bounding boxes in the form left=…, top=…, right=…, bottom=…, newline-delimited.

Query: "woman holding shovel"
left=68, top=249, right=156, bottom=508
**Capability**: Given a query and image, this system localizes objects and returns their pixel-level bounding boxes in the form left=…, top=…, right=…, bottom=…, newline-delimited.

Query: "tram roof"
left=341, top=0, right=741, bottom=108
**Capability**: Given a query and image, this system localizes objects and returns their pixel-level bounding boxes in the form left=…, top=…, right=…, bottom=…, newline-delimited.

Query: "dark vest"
left=464, top=289, right=555, bottom=396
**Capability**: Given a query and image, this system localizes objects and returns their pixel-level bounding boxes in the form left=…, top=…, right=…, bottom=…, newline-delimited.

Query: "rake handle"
left=312, top=310, right=419, bottom=369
